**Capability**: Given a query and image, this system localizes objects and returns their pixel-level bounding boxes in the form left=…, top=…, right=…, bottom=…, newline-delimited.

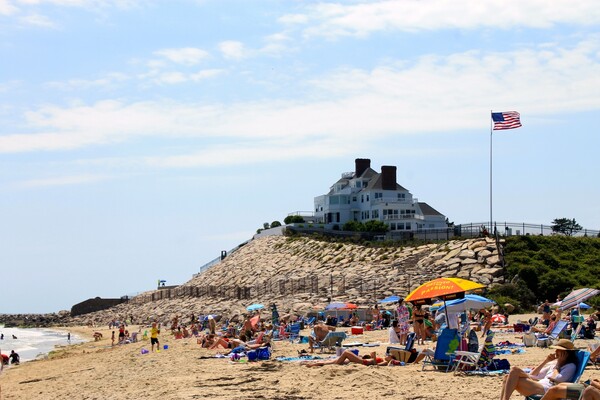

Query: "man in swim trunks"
left=308, top=321, right=335, bottom=353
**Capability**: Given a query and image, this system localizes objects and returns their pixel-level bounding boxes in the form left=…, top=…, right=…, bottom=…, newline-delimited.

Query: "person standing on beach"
left=151, top=322, right=160, bottom=352
left=67, top=332, right=71, bottom=342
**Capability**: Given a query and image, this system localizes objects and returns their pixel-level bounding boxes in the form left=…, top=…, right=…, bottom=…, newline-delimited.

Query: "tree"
left=551, top=218, right=582, bottom=236
left=263, top=222, right=270, bottom=229
left=271, top=221, right=282, bottom=228
left=284, top=215, right=305, bottom=224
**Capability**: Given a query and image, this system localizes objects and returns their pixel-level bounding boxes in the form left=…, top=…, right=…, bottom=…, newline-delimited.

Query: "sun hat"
left=549, top=339, right=575, bottom=351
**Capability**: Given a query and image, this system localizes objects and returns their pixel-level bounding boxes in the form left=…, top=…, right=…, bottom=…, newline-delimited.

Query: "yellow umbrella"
left=405, top=277, right=485, bottom=305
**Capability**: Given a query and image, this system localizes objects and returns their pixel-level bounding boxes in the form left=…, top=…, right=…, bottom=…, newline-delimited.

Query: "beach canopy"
left=378, top=295, right=400, bottom=304
left=246, top=303, right=265, bottom=311
left=435, top=294, right=495, bottom=313
left=325, top=302, right=357, bottom=310
left=558, top=288, right=600, bottom=311
left=405, top=277, right=485, bottom=305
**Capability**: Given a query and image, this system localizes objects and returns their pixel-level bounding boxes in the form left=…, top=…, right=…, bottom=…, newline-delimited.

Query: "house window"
left=372, top=210, right=379, bottom=218
left=361, top=195, right=364, bottom=203
left=406, top=223, right=411, bottom=230
left=352, top=196, right=357, bottom=202
left=366, top=194, right=369, bottom=201
left=375, top=192, right=382, bottom=199
left=390, top=223, right=396, bottom=231
left=356, top=181, right=362, bottom=188
left=398, top=193, right=406, bottom=200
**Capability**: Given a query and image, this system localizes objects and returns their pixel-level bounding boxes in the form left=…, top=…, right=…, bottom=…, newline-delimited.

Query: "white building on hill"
left=313, top=158, right=447, bottom=232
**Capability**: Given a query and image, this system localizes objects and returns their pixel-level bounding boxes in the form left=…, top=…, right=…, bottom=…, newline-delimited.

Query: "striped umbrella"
left=558, top=288, right=600, bottom=311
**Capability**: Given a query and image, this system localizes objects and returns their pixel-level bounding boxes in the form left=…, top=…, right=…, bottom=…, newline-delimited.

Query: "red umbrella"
left=491, top=314, right=506, bottom=324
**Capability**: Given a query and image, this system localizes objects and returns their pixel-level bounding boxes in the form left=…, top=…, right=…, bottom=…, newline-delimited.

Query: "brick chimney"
left=355, top=158, right=371, bottom=177
left=381, top=166, right=397, bottom=190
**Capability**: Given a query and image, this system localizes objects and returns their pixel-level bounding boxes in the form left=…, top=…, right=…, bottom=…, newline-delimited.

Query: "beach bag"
left=467, top=330, right=479, bottom=352
left=490, top=358, right=511, bottom=371
left=247, top=350, right=258, bottom=361
left=522, top=332, right=536, bottom=347
left=257, top=346, right=271, bottom=360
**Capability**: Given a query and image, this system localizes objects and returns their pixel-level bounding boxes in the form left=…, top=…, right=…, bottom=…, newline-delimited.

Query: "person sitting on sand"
left=539, top=377, right=600, bottom=400
left=8, top=350, right=19, bottom=365
left=303, top=350, right=397, bottom=367
left=93, top=332, right=103, bottom=341
left=308, top=321, right=336, bottom=354
left=388, top=320, right=401, bottom=344
left=499, top=339, right=578, bottom=400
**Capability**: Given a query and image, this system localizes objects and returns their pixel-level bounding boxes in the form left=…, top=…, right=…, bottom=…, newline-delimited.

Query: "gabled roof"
left=364, top=173, right=408, bottom=191
left=418, top=202, right=444, bottom=216
left=358, top=167, right=378, bottom=179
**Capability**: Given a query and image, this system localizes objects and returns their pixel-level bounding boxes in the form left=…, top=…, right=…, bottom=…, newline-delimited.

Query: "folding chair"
left=453, top=331, right=496, bottom=374
left=589, top=341, right=599, bottom=369
left=422, top=328, right=460, bottom=372
left=536, top=320, right=568, bottom=347
left=314, top=331, right=347, bottom=353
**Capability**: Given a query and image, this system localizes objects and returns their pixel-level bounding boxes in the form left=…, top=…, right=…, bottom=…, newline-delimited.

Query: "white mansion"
left=313, top=158, right=448, bottom=232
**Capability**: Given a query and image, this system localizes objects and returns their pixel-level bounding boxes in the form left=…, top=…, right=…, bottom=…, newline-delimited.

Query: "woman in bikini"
left=412, top=304, right=426, bottom=345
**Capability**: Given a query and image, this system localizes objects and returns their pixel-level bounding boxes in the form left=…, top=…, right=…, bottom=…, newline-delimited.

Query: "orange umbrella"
left=405, top=277, right=485, bottom=305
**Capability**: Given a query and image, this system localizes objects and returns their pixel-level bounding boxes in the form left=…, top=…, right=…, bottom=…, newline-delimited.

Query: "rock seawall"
left=69, top=235, right=505, bottom=326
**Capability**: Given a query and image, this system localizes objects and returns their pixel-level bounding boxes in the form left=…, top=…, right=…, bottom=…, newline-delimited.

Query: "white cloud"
left=154, top=47, right=210, bottom=66
left=2, top=38, right=600, bottom=155
left=16, top=173, right=111, bottom=188
left=190, top=69, right=224, bottom=81
left=218, top=41, right=247, bottom=60
left=293, top=0, right=600, bottom=38
left=0, top=0, right=18, bottom=15
left=45, top=73, right=129, bottom=90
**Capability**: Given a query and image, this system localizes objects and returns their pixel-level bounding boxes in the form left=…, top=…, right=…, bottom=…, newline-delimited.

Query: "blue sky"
left=1, top=0, right=599, bottom=313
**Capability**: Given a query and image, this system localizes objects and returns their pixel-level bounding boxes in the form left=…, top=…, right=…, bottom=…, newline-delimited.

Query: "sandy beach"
left=0, top=313, right=597, bottom=400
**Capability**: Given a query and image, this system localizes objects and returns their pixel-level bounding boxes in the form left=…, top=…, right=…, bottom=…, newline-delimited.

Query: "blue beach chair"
left=422, top=328, right=460, bottom=372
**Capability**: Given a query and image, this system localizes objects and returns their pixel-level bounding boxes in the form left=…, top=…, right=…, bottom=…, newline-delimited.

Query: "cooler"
left=351, top=326, right=364, bottom=335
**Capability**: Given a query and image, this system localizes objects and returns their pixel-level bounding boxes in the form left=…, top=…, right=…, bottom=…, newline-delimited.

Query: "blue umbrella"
left=378, top=295, right=400, bottom=304
left=246, top=303, right=265, bottom=311
left=578, top=302, right=591, bottom=310
left=436, top=294, right=496, bottom=313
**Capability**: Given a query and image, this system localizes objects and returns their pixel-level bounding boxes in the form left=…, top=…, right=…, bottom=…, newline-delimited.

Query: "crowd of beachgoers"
left=1, top=299, right=600, bottom=400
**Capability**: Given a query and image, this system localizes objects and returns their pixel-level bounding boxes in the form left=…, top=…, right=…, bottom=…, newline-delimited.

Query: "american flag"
left=491, top=111, right=522, bottom=130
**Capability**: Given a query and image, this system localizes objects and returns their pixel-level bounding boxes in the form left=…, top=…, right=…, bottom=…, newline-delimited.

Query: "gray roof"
left=364, top=173, right=408, bottom=191
left=418, top=202, right=444, bottom=216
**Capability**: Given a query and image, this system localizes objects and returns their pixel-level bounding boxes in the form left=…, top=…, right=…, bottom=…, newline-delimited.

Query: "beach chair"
left=287, top=323, right=302, bottom=342
left=387, top=332, right=416, bottom=361
left=525, top=350, right=591, bottom=400
left=589, top=341, right=599, bottom=369
left=314, top=331, right=347, bottom=353
left=304, top=317, right=316, bottom=327
left=422, top=328, right=460, bottom=372
left=453, top=331, right=496, bottom=374
left=535, top=320, right=568, bottom=347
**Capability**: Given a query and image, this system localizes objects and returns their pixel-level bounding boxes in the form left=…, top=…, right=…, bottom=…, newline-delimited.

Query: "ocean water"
left=0, top=325, right=84, bottom=362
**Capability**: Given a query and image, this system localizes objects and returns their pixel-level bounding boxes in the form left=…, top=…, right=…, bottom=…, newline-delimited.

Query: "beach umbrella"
left=378, top=295, right=400, bottom=304
left=406, top=277, right=485, bottom=329
left=558, top=288, right=600, bottom=311
left=246, top=303, right=265, bottom=312
left=491, top=314, right=506, bottom=324
left=325, top=302, right=357, bottom=310
left=405, top=278, right=485, bottom=305
left=579, top=302, right=591, bottom=310
left=436, top=294, right=496, bottom=314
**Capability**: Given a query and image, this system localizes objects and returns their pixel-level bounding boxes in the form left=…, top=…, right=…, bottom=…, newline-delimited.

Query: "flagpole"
left=490, top=110, right=493, bottom=234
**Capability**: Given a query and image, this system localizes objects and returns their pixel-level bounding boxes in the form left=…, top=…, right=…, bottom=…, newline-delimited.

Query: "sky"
left=1, top=0, right=599, bottom=314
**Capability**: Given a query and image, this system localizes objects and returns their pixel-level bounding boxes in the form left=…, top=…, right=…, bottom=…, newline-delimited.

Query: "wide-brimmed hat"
left=549, top=339, right=575, bottom=351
